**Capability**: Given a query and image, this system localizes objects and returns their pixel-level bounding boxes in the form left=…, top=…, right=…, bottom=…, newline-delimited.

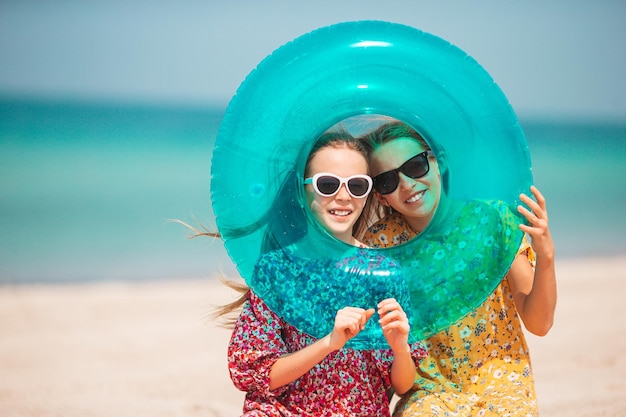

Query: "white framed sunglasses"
left=303, top=173, right=373, bottom=199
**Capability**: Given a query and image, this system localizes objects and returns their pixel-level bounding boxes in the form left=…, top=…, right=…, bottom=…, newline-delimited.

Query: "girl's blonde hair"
left=169, top=220, right=247, bottom=327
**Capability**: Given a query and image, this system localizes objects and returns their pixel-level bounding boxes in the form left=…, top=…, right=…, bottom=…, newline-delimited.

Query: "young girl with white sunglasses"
left=220, top=131, right=426, bottom=416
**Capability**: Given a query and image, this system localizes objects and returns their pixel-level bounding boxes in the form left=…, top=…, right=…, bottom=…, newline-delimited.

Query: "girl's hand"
left=518, top=185, right=555, bottom=259
left=328, top=307, right=375, bottom=351
left=378, top=298, right=410, bottom=353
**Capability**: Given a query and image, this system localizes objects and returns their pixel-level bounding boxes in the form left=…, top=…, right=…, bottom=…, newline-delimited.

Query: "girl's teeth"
left=406, top=191, right=424, bottom=203
left=330, top=210, right=351, bottom=216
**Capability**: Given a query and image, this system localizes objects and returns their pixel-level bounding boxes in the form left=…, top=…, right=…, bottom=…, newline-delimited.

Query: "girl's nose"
left=335, top=184, right=351, bottom=200
left=398, top=172, right=415, bottom=190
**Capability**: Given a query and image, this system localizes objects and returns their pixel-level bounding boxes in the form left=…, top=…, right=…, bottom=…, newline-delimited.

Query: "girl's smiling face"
left=370, top=137, right=441, bottom=233
left=305, top=146, right=370, bottom=245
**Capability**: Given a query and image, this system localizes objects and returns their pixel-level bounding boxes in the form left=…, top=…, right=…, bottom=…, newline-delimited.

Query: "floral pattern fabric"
left=363, top=211, right=539, bottom=417
left=228, top=290, right=427, bottom=416
left=248, top=246, right=416, bottom=350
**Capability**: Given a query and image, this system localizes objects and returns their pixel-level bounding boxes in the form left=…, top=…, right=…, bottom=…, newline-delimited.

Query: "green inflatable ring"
left=211, top=20, right=532, bottom=348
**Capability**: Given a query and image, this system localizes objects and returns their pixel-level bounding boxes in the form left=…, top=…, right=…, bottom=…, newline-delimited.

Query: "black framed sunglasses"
left=304, top=173, right=373, bottom=199
left=372, top=151, right=433, bottom=195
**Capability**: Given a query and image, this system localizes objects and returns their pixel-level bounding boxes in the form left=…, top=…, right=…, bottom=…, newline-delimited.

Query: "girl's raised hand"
left=518, top=185, right=555, bottom=259
left=378, top=298, right=410, bottom=353
left=328, top=307, right=375, bottom=351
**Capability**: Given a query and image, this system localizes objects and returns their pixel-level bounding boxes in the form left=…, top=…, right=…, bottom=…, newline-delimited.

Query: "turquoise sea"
left=1, top=97, right=625, bottom=284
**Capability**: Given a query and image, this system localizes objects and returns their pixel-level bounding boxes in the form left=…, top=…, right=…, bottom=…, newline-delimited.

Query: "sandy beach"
left=1, top=256, right=625, bottom=417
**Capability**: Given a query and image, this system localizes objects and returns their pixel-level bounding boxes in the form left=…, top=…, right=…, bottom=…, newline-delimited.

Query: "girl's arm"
left=268, top=306, right=374, bottom=390
left=227, top=292, right=289, bottom=394
left=507, top=185, right=557, bottom=336
left=378, top=298, right=416, bottom=395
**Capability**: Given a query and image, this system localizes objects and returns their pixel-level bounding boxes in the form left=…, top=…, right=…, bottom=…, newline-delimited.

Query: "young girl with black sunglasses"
left=214, top=131, right=427, bottom=416
left=360, top=120, right=556, bottom=416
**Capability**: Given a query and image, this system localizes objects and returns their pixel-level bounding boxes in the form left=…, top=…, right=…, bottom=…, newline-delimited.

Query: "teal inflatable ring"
left=211, top=20, right=532, bottom=348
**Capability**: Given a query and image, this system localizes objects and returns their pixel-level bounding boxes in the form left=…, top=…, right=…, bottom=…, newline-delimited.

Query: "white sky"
left=1, top=0, right=625, bottom=121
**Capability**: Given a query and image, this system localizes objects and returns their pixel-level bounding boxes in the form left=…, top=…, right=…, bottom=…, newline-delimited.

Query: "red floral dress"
left=228, top=291, right=427, bottom=416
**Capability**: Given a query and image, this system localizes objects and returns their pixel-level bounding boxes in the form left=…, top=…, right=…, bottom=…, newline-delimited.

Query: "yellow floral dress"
left=363, top=212, right=538, bottom=417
